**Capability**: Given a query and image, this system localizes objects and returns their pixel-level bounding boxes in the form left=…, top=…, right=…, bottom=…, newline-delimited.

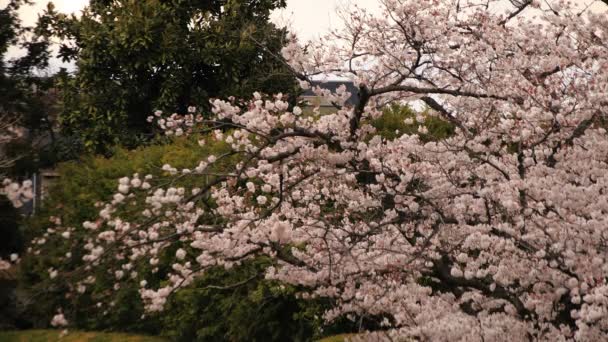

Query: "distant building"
left=301, top=80, right=359, bottom=107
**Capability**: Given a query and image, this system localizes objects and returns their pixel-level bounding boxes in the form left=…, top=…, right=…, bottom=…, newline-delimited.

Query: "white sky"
left=9, top=0, right=607, bottom=38
left=3, top=0, right=88, bottom=26
left=1, top=0, right=384, bottom=69
left=2, top=0, right=607, bottom=66
left=6, top=0, right=382, bottom=40
left=271, top=0, right=382, bottom=40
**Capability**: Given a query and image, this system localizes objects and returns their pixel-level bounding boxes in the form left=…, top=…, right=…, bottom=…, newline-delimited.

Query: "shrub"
left=17, top=136, right=341, bottom=340
left=371, top=103, right=454, bottom=141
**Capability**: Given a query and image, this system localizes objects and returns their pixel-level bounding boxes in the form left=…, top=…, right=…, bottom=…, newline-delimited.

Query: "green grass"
left=0, top=330, right=166, bottom=342
left=317, top=334, right=357, bottom=342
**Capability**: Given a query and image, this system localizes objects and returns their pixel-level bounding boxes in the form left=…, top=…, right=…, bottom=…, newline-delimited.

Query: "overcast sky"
left=6, top=0, right=383, bottom=40
left=2, top=0, right=607, bottom=68
left=7, top=0, right=608, bottom=39
left=1, top=0, right=385, bottom=69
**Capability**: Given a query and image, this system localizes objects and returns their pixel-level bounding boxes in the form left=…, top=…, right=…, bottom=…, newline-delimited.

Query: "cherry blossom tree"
left=32, top=0, right=608, bottom=340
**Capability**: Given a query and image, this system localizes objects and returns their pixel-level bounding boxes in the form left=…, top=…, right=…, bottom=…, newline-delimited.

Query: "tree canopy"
left=36, top=0, right=296, bottom=152
left=1, top=0, right=62, bottom=177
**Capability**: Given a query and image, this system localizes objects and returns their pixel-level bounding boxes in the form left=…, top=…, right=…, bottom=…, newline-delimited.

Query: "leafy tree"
left=1, top=0, right=63, bottom=173
left=36, top=0, right=297, bottom=153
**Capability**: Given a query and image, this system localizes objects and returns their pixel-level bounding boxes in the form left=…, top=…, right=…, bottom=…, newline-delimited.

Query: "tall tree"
left=1, top=0, right=30, bottom=156
left=1, top=0, right=58, bottom=174
left=37, top=0, right=296, bottom=152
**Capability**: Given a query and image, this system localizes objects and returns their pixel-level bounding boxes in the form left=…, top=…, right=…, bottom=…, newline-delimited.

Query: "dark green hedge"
left=16, top=136, right=350, bottom=341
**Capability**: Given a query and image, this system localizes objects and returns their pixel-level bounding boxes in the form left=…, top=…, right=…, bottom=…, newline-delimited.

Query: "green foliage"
left=36, top=0, right=297, bottom=153
left=371, top=103, right=455, bottom=141
left=17, top=136, right=342, bottom=341
left=162, top=258, right=319, bottom=342
left=1, top=0, right=64, bottom=178
left=19, top=136, right=229, bottom=330
left=1, top=0, right=53, bottom=123
left=25, top=138, right=213, bottom=229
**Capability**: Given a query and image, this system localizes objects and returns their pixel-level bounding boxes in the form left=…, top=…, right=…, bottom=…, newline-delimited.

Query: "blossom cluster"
left=0, top=253, right=19, bottom=271
left=2, top=178, right=33, bottom=208
left=147, top=107, right=203, bottom=136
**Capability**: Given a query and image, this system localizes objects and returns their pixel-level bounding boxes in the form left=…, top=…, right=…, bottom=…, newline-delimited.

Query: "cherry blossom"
left=50, top=312, right=68, bottom=327
left=2, top=178, right=33, bottom=208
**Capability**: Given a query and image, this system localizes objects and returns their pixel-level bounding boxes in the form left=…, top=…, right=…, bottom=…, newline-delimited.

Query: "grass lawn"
left=317, top=334, right=357, bottom=342
left=0, top=330, right=166, bottom=342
